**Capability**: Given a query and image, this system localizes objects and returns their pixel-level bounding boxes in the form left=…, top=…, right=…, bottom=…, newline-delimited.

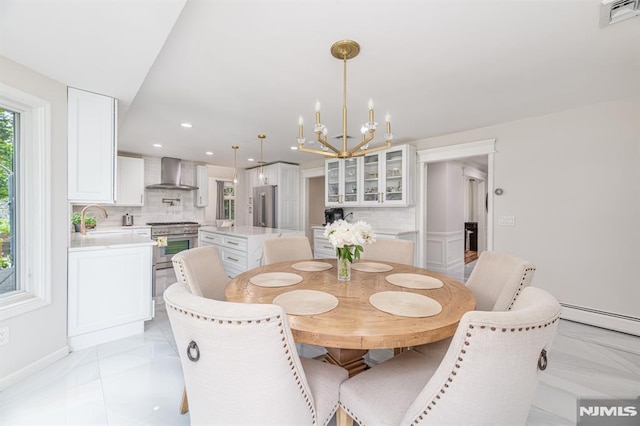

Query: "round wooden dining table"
left=226, top=259, right=476, bottom=376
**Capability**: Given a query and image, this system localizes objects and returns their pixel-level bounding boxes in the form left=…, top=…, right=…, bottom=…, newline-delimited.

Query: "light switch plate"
left=499, top=216, right=515, bottom=226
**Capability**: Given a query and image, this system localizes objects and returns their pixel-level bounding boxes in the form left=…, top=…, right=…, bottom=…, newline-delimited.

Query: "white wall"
left=425, top=161, right=465, bottom=274
left=413, top=96, right=640, bottom=322
left=0, top=56, right=69, bottom=384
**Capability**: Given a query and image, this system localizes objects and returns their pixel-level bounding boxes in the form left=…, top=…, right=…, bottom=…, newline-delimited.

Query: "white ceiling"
left=2, top=0, right=639, bottom=169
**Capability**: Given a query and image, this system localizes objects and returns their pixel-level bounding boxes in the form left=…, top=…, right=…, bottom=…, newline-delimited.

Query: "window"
left=0, top=83, right=52, bottom=318
left=0, top=108, right=16, bottom=296
left=223, top=181, right=235, bottom=220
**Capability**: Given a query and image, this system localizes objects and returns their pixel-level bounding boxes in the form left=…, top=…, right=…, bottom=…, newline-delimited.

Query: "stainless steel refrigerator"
left=253, top=185, right=277, bottom=228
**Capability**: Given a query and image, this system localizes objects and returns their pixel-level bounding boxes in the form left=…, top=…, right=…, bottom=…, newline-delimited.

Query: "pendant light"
left=231, top=145, right=239, bottom=184
left=257, top=134, right=266, bottom=182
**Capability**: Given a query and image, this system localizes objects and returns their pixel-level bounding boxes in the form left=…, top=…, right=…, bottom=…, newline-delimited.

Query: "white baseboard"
left=0, top=345, right=69, bottom=391
left=68, top=321, right=144, bottom=351
left=561, top=304, right=640, bottom=337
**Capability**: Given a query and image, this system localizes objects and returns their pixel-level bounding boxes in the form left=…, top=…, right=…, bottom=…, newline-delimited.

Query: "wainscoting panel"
left=426, top=230, right=465, bottom=275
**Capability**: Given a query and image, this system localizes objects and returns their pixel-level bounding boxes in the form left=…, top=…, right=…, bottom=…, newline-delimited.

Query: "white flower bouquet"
left=324, top=219, right=376, bottom=263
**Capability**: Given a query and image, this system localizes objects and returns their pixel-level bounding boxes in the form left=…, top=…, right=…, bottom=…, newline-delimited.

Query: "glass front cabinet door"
left=325, top=158, right=361, bottom=206
left=325, top=160, right=341, bottom=205
left=361, top=145, right=415, bottom=207
left=362, top=153, right=381, bottom=205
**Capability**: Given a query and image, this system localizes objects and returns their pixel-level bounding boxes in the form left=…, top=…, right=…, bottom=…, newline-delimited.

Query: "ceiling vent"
left=600, top=0, right=640, bottom=27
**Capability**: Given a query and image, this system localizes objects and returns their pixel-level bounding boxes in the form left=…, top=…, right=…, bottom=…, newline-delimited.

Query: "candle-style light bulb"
left=315, top=99, right=321, bottom=112
left=368, top=98, right=374, bottom=110
left=385, top=113, right=391, bottom=123
left=298, top=115, right=304, bottom=126
left=233, top=175, right=238, bottom=185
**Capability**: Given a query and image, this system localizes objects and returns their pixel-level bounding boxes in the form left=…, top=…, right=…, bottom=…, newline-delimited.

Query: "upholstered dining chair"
left=263, top=236, right=314, bottom=265
left=414, top=250, right=536, bottom=358
left=172, top=246, right=230, bottom=413
left=172, top=245, right=230, bottom=301
left=337, top=286, right=561, bottom=426
left=464, top=251, right=537, bottom=312
left=164, top=283, right=348, bottom=426
left=359, top=238, right=414, bottom=266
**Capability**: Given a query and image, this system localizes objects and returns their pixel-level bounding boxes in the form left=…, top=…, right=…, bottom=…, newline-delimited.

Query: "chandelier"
left=296, top=40, right=393, bottom=158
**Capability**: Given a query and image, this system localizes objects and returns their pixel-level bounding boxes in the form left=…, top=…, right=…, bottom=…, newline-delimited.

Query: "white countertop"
left=69, top=233, right=156, bottom=251
left=199, top=226, right=302, bottom=237
left=85, top=225, right=151, bottom=233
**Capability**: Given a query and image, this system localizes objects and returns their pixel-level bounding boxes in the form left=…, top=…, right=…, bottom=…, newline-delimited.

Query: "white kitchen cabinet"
left=68, top=87, right=117, bottom=203
left=361, top=144, right=416, bottom=207
left=67, top=242, right=153, bottom=350
left=240, top=168, right=259, bottom=226
left=199, top=226, right=303, bottom=277
left=115, top=156, right=144, bottom=206
left=325, top=157, right=361, bottom=206
left=195, top=165, right=209, bottom=207
left=274, top=163, right=300, bottom=230
left=313, top=227, right=336, bottom=259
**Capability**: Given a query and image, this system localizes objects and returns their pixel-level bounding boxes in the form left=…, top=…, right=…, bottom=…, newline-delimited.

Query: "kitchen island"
left=68, top=232, right=156, bottom=350
left=199, top=226, right=304, bottom=277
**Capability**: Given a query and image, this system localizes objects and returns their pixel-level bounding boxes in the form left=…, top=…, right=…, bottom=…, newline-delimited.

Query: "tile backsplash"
left=72, top=156, right=206, bottom=228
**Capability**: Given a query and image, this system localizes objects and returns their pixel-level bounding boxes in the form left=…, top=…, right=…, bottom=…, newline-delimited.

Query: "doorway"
left=416, top=139, right=495, bottom=281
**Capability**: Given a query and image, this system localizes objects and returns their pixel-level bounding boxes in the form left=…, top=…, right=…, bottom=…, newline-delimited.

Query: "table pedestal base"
left=324, top=348, right=368, bottom=377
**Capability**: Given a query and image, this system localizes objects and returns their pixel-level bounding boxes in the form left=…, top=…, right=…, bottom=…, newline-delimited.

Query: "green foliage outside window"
left=0, top=109, right=14, bottom=200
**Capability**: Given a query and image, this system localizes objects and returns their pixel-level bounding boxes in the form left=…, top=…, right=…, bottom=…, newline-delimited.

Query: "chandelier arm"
left=297, top=145, right=339, bottom=158
left=349, top=141, right=392, bottom=157
left=348, top=132, right=376, bottom=154
left=315, top=134, right=341, bottom=154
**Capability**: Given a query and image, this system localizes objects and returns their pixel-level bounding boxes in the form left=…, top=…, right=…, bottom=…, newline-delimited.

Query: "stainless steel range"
left=148, top=222, right=201, bottom=271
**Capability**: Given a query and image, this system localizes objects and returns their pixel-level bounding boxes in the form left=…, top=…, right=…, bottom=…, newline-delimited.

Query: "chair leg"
left=337, top=407, right=353, bottom=426
left=180, top=386, right=189, bottom=414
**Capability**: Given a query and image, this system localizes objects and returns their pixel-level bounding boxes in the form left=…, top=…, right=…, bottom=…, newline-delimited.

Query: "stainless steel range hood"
left=146, top=157, right=199, bottom=190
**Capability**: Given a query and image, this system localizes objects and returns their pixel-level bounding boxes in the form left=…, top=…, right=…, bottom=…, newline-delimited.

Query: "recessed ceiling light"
left=290, top=146, right=298, bottom=150
left=152, top=143, right=162, bottom=148
left=180, top=122, right=193, bottom=128
left=205, top=151, right=213, bottom=156
left=247, top=158, right=255, bottom=162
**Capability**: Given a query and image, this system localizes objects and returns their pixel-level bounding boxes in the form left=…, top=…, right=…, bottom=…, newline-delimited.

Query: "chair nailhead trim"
left=507, top=266, right=536, bottom=310
left=410, top=313, right=560, bottom=423
left=165, top=301, right=319, bottom=424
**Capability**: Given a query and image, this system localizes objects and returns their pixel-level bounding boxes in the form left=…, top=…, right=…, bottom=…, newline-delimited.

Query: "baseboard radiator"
left=560, top=303, right=640, bottom=337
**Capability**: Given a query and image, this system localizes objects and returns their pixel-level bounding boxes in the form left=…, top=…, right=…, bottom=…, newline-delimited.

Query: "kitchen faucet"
left=80, top=205, right=108, bottom=235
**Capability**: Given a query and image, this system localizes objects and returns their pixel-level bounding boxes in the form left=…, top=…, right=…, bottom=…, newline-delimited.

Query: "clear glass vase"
left=337, top=254, right=352, bottom=282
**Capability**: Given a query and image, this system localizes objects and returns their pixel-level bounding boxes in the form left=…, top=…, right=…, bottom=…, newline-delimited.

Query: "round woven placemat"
left=369, top=291, right=442, bottom=317
left=273, top=290, right=339, bottom=315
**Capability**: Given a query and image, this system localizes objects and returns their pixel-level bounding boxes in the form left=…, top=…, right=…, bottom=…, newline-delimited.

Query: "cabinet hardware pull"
left=227, top=241, right=239, bottom=245
left=227, top=256, right=239, bottom=262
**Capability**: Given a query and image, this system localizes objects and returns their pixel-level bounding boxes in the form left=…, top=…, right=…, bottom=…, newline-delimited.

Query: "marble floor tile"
left=1, top=306, right=637, bottom=425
